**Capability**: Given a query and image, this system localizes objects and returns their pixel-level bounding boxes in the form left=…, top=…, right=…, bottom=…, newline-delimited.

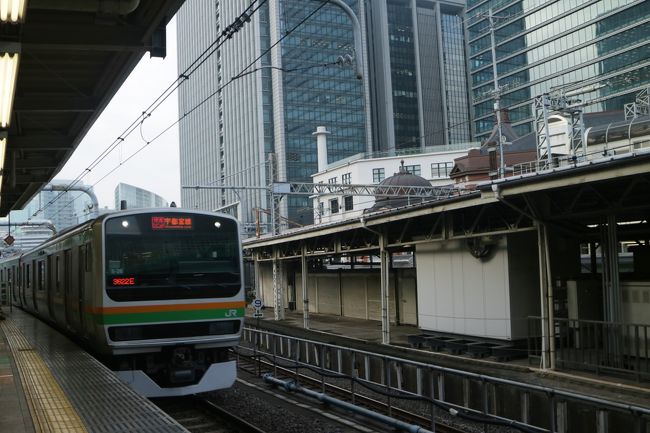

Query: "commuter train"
left=0, top=209, right=245, bottom=397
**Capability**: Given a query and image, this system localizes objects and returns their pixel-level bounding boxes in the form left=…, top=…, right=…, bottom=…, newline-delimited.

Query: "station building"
left=311, top=139, right=475, bottom=224
left=244, top=107, right=650, bottom=380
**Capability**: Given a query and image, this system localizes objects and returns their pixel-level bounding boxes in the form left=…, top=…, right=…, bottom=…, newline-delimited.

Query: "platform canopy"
left=0, top=0, right=185, bottom=216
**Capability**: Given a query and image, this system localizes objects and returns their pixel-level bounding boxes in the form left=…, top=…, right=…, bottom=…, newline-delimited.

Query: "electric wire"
left=90, top=0, right=331, bottom=199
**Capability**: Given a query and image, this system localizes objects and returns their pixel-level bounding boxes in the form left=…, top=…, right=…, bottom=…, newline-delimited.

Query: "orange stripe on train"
left=88, top=301, right=246, bottom=315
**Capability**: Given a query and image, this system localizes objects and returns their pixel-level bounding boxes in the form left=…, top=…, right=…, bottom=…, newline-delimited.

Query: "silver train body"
left=0, top=209, right=245, bottom=397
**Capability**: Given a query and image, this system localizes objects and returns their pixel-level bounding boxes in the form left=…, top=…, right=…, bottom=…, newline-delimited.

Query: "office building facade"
left=114, top=183, right=167, bottom=210
left=466, top=0, right=650, bottom=140
left=365, top=0, right=471, bottom=151
left=177, top=0, right=472, bottom=232
left=177, top=0, right=367, bottom=230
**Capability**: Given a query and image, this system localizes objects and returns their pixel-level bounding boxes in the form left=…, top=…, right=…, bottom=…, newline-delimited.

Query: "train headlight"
left=121, top=220, right=129, bottom=228
left=214, top=221, right=221, bottom=228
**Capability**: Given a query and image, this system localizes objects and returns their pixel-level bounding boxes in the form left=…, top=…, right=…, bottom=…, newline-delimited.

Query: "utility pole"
left=487, top=8, right=507, bottom=178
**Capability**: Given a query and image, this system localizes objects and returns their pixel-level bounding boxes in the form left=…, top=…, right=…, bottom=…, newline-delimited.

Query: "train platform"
left=0, top=307, right=188, bottom=433
left=245, top=309, right=650, bottom=409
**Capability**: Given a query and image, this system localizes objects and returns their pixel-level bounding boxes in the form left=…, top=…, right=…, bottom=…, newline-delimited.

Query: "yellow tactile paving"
left=1, top=320, right=88, bottom=433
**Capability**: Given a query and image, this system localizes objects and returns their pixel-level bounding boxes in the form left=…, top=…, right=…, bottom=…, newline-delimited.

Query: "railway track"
left=153, top=395, right=267, bottom=433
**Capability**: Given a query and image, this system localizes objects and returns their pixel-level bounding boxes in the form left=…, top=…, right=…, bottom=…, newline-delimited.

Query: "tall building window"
left=404, top=164, right=421, bottom=176
left=330, top=198, right=339, bottom=214
left=342, top=173, right=351, bottom=184
left=372, top=168, right=385, bottom=183
left=344, top=196, right=353, bottom=211
left=328, top=177, right=337, bottom=184
left=431, top=162, right=453, bottom=177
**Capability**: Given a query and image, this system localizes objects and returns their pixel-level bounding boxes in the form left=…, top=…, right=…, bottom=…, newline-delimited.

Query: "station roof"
left=0, top=0, right=184, bottom=216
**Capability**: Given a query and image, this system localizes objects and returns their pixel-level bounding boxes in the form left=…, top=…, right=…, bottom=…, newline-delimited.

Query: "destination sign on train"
left=151, top=216, right=193, bottom=230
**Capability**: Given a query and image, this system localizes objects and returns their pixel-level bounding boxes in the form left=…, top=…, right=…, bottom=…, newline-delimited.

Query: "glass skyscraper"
left=365, top=0, right=471, bottom=151
left=177, top=0, right=367, bottom=230
left=466, top=0, right=650, bottom=140
left=274, top=0, right=367, bottom=225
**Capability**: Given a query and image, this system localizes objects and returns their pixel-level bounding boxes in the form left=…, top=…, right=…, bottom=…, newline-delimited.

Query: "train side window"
left=26, top=264, right=30, bottom=288
left=46, top=256, right=51, bottom=290
left=38, top=261, right=45, bottom=290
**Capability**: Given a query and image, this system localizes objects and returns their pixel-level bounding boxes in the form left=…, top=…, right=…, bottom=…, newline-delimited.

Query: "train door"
left=23, top=262, right=32, bottom=310
left=13, top=265, right=21, bottom=306
left=8, top=267, right=14, bottom=305
left=78, top=244, right=90, bottom=336
left=47, top=255, right=55, bottom=318
left=37, top=260, right=45, bottom=312
left=64, top=249, right=77, bottom=330
left=22, top=264, right=27, bottom=306
left=31, top=261, right=37, bottom=311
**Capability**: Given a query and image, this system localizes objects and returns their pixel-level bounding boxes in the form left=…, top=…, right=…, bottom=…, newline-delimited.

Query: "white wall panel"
left=341, top=275, right=368, bottom=319
left=416, top=239, right=512, bottom=339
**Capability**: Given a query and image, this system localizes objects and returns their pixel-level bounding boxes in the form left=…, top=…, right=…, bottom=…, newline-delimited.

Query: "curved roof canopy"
left=0, top=0, right=184, bottom=215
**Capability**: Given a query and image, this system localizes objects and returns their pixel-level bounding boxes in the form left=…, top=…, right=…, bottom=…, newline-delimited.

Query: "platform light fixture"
left=0, top=0, right=27, bottom=23
left=0, top=131, right=6, bottom=194
left=0, top=43, right=20, bottom=128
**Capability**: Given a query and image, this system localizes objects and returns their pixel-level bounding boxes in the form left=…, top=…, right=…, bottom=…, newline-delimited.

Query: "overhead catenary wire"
left=90, top=0, right=332, bottom=194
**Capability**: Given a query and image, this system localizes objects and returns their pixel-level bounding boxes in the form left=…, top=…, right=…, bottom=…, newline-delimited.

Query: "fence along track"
left=238, top=327, right=650, bottom=433
left=236, top=345, right=493, bottom=433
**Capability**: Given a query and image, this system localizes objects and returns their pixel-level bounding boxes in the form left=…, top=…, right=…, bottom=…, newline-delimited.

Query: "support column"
left=380, top=233, right=390, bottom=344
left=604, top=215, right=622, bottom=367
left=272, top=250, right=285, bottom=321
left=301, top=244, right=310, bottom=329
left=537, top=222, right=555, bottom=369
left=254, top=252, right=261, bottom=299
left=605, top=214, right=622, bottom=323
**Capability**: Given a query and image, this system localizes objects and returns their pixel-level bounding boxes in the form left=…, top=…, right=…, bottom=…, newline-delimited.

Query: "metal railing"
left=511, top=155, right=586, bottom=176
left=241, top=327, right=650, bottom=433
left=528, top=317, right=650, bottom=382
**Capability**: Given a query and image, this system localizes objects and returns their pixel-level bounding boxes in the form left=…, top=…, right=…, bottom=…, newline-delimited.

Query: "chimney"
left=312, top=126, right=331, bottom=172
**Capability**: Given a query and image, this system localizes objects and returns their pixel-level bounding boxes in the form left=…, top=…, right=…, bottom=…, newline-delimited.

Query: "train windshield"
left=104, top=213, right=241, bottom=301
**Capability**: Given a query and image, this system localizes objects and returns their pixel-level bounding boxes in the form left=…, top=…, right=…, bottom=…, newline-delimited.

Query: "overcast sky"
left=56, top=19, right=181, bottom=210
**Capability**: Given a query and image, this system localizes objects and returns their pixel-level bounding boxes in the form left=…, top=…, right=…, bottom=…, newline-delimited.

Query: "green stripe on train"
left=95, top=308, right=245, bottom=325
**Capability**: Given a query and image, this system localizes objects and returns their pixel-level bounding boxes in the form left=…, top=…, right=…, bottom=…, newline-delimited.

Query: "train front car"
left=100, top=210, right=244, bottom=397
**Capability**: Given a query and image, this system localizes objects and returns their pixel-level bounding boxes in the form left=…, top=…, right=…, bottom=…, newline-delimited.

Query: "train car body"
left=0, top=209, right=245, bottom=397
